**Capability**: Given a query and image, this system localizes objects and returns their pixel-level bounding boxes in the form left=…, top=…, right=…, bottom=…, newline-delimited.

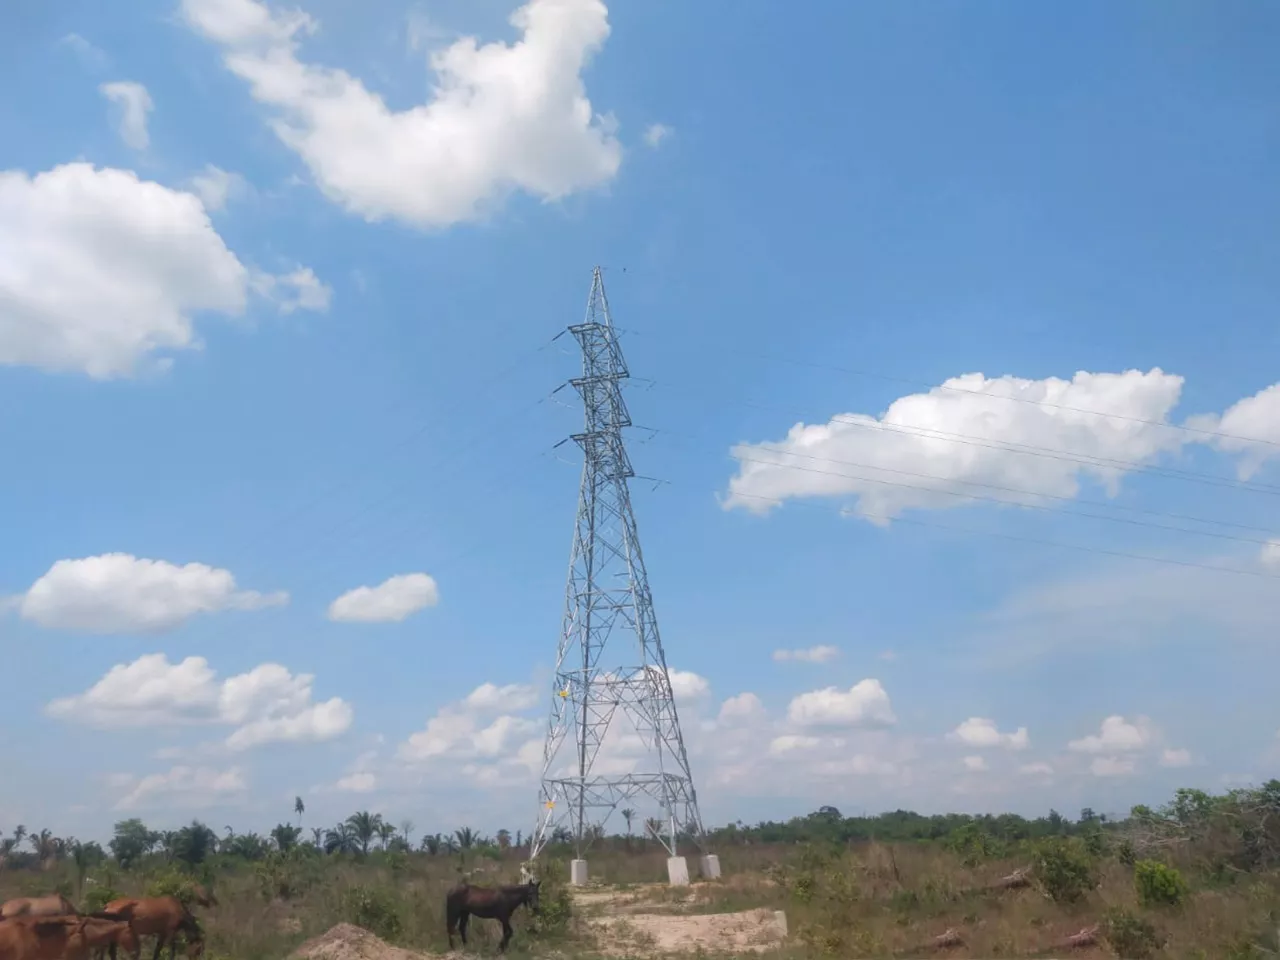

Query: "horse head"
left=525, top=879, right=542, bottom=914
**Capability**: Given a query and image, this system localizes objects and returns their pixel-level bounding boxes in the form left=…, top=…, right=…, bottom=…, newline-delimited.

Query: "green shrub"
left=1032, top=837, right=1096, bottom=904
left=1102, top=906, right=1163, bottom=959
left=342, top=885, right=403, bottom=942
left=1116, top=838, right=1138, bottom=866
left=145, top=869, right=203, bottom=906
left=1135, top=859, right=1190, bottom=907
left=82, top=884, right=124, bottom=914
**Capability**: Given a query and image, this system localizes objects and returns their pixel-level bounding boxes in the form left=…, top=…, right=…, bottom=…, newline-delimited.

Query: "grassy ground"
left=2, top=833, right=1277, bottom=958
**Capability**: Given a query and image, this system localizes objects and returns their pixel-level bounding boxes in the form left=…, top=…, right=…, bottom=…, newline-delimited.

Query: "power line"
left=628, top=330, right=1279, bottom=450
left=726, top=449, right=1280, bottom=550
left=649, top=379, right=1280, bottom=497
left=720, top=489, right=1280, bottom=583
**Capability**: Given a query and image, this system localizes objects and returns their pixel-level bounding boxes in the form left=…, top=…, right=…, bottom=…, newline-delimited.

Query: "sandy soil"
left=291, top=923, right=443, bottom=960
left=580, top=907, right=786, bottom=956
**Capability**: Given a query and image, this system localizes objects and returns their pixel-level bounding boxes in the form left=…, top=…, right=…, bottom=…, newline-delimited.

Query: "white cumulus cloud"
left=723, top=368, right=1191, bottom=522
left=46, top=653, right=353, bottom=750
left=1068, top=715, right=1156, bottom=754
left=179, top=0, right=623, bottom=230
left=100, top=81, right=154, bottom=150
left=188, top=164, right=250, bottom=211
left=946, top=717, right=1030, bottom=751
left=113, top=765, right=247, bottom=810
left=962, top=755, right=987, bottom=772
left=772, top=645, right=839, bottom=663
left=10, top=553, right=286, bottom=634
left=1261, top=540, right=1280, bottom=568
left=786, top=679, right=896, bottom=729
left=327, top=572, right=439, bottom=623
left=335, top=772, right=376, bottom=793
left=1186, top=382, right=1280, bottom=480
left=0, top=163, right=329, bottom=379
left=1160, top=748, right=1192, bottom=768
left=643, top=123, right=673, bottom=148
left=1090, top=756, right=1136, bottom=777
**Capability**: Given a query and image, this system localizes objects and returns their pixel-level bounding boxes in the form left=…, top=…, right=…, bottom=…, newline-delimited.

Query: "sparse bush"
left=144, top=869, right=204, bottom=906
left=1102, top=906, right=1163, bottom=959
left=82, top=883, right=123, bottom=914
left=341, top=884, right=403, bottom=942
left=1135, top=859, right=1190, bottom=907
left=1032, top=837, right=1096, bottom=903
left=1117, top=838, right=1138, bottom=866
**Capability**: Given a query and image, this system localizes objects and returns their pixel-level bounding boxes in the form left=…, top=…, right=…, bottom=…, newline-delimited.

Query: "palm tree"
left=621, top=808, right=635, bottom=847
left=311, top=827, right=324, bottom=850
left=324, top=823, right=358, bottom=856
left=399, top=820, right=415, bottom=849
left=376, top=821, right=396, bottom=851
left=29, top=829, right=58, bottom=868
left=454, top=827, right=476, bottom=851
left=420, top=833, right=442, bottom=855
left=496, top=829, right=511, bottom=851
left=294, top=796, right=305, bottom=828
left=271, top=823, right=301, bottom=853
left=345, top=812, right=381, bottom=856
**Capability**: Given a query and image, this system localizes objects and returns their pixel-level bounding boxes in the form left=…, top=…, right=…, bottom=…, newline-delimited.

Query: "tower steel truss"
left=527, top=267, right=706, bottom=862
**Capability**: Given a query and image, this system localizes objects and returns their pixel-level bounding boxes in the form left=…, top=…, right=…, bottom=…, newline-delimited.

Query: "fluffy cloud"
left=1186, top=382, right=1280, bottom=480
left=0, top=163, right=329, bottom=378
left=327, top=573, right=439, bottom=623
left=9, top=553, right=287, bottom=634
left=1019, top=762, right=1054, bottom=777
left=643, top=123, right=673, bottom=148
left=1262, top=540, right=1280, bottom=568
left=188, top=164, right=250, bottom=211
left=46, top=653, right=353, bottom=750
left=113, top=765, right=247, bottom=810
left=786, top=679, right=896, bottom=728
left=1160, top=748, right=1193, bottom=768
left=399, top=683, right=541, bottom=769
left=464, top=682, right=539, bottom=713
left=772, top=645, right=839, bottom=663
left=962, top=755, right=988, bottom=772
left=1067, top=715, right=1155, bottom=754
left=335, top=772, right=377, bottom=793
left=1090, top=756, right=1136, bottom=777
left=100, top=81, right=154, bottom=150
left=723, top=368, right=1200, bottom=522
left=179, top=0, right=622, bottom=230
left=946, top=717, right=1030, bottom=751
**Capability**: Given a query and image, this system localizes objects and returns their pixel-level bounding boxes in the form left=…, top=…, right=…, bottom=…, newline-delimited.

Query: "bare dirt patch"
left=291, top=924, right=443, bottom=960
left=581, top=907, right=786, bottom=956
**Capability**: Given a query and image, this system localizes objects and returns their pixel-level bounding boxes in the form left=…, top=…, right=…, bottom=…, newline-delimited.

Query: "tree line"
left=3, top=782, right=1277, bottom=876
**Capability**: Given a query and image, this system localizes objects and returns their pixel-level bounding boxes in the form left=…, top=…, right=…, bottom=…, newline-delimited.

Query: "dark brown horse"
left=445, top=880, right=540, bottom=952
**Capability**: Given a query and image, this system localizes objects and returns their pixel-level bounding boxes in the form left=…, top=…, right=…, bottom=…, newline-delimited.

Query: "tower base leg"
left=667, top=856, right=691, bottom=886
left=699, top=853, right=722, bottom=879
left=569, top=859, right=589, bottom=885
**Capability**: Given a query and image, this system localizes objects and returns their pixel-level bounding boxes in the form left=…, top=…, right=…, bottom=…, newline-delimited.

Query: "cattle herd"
left=0, top=888, right=213, bottom=960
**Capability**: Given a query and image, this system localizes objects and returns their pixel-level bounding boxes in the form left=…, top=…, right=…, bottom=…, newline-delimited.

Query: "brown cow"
left=0, top=896, right=79, bottom=921
left=94, top=899, right=202, bottom=960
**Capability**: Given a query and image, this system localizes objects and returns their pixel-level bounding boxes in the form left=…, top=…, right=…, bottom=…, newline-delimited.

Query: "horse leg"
left=446, top=908, right=457, bottom=950
left=499, top=916, right=514, bottom=953
left=151, top=935, right=165, bottom=960
left=458, top=912, right=469, bottom=945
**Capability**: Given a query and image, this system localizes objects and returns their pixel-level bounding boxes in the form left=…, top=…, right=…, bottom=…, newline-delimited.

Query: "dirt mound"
left=291, top=924, right=439, bottom=960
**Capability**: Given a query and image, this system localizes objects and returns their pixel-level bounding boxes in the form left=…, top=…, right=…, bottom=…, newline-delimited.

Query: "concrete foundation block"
left=667, top=855, right=691, bottom=886
left=698, top=853, right=722, bottom=879
left=774, top=910, right=788, bottom=937
left=569, top=859, right=588, bottom=885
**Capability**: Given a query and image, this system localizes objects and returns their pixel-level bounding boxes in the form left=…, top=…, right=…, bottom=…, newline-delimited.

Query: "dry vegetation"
left=2, top=782, right=1278, bottom=959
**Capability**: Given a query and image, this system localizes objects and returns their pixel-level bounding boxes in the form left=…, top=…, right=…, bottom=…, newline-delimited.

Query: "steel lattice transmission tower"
left=526, top=267, right=710, bottom=880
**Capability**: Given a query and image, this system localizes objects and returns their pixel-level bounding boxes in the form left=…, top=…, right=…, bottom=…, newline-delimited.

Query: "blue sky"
left=1, top=0, right=1279, bottom=843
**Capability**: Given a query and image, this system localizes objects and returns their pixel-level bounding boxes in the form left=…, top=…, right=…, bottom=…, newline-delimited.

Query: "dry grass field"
left=2, top=783, right=1278, bottom=959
